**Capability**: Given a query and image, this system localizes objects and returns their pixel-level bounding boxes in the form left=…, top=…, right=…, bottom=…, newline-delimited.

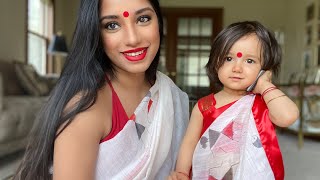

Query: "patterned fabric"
left=198, top=94, right=235, bottom=137
left=95, top=71, right=189, bottom=180
left=192, top=94, right=284, bottom=180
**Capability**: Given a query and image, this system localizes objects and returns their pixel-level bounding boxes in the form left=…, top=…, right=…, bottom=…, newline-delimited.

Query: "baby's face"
left=218, top=34, right=262, bottom=93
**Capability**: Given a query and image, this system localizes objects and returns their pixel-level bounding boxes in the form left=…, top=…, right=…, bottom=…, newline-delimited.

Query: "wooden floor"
left=278, top=132, right=320, bottom=180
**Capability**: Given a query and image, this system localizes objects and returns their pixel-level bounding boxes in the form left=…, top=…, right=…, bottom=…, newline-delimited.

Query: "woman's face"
left=99, top=0, right=160, bottom=75
left=218, top=34, right=262, bottom=94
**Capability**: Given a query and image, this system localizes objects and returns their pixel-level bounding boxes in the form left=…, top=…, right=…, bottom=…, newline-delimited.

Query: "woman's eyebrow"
left=100, top=7, right=155, bottom=22
left=100, top=15, right=118, bottom=22
left=136, top=7, right=155, bottom=15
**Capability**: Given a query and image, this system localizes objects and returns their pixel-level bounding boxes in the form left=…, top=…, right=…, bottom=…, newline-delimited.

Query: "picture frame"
left=307, top=3, right=315, bottom=22
left=289, top=72, right=305, bottom=84
left=305, top=68, right=319, bottom=84
left=314, top=68, right=320, bottom=84
left=306, top=25, right=312, bottom=46
left=318, top=45, right=320, bottom=65
left=318, top=24, right=320, bottom=41
left=303, top=49, right=312, bottom=70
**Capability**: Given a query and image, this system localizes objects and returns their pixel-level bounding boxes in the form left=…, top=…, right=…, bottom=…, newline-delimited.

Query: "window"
left=28, top=0, right=53, bottom=75
left=176, top=18, right=212, bottom=88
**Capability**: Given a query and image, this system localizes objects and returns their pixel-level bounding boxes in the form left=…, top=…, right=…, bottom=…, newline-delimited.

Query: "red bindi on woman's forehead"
left=237, top=52, right=242, bottom=58
left=123, top=11, right=129, bottom=18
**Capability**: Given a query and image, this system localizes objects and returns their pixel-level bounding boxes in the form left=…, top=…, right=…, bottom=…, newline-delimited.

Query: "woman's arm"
left=174, top=103, right=204, bottom=177
left=53, top=111, right=103, bottom=180
left=254, top=71, right=299, bottom=127
left=53, top=93, right=110, bottom=180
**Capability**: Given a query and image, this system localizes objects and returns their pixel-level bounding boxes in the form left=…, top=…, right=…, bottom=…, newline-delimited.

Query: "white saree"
left=192, top=95, right=275, bottom=180
left=95, top=71, right=189, bottom=180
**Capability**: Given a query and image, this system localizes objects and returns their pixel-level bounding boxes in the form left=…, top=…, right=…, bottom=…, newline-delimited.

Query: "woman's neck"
left=109, top=71, right=151, bottom=94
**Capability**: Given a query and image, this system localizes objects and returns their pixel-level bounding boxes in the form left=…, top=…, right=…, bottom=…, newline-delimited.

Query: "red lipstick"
left=122, top=47, right=147, bottom=62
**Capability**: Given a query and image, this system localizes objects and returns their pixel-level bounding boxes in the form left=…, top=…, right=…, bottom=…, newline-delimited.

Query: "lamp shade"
left=48, top=34, right=68, bottom=56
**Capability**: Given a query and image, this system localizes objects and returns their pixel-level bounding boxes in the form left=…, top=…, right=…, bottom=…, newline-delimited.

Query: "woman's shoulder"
left=53, top=87, right=112, bottom=179
left=58, top=85, right=112, bottom=141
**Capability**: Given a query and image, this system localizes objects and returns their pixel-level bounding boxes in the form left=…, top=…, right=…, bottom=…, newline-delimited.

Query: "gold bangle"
left=266, top=94, right=286, bottom=105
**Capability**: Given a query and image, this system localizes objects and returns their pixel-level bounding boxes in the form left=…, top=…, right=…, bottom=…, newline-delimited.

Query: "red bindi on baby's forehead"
left=236, top=52, right=242, bottom=58
left=123, top=11, right=129, bottom=17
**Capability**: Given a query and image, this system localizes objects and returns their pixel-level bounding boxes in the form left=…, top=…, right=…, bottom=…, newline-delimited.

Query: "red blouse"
left=197, top=94, right=284, bottom=180
left=100, top=80, right=131, bottom=143
left=100, top=79, right=153, bottom=143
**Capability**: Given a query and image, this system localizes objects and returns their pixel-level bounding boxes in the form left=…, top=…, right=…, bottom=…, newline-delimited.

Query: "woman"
left=14, top=0, right=189, bottom=179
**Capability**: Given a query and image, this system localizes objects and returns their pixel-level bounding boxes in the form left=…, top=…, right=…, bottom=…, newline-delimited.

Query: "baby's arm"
left=169, top=103, right=203, bottom=179
left=254, top=71, right=299, bottom=127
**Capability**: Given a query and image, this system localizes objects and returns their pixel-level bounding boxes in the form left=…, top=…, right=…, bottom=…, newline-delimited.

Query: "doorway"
left=160, top=8, right=223, bottom=100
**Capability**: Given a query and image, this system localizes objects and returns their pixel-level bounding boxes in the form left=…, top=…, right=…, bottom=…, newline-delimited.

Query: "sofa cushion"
left=0, top=96, right=46, bottom=157
left=0, top=96, right=46, bottom=142
left=0, top=60, right=26, bottom=95
left=15, top=63, right=50, bottom=96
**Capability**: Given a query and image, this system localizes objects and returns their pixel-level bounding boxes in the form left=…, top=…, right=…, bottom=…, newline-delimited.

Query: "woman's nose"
left=125, top=24, right=141, bottom=47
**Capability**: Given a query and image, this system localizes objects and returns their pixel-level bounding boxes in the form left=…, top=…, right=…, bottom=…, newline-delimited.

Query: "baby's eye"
left=246, top=59, right=255, bottom=64
left=225, top=57, right=233, bottom=61
left=137, top=15, right=151, bottom=24
left=104, top=22, right=120, bottom=31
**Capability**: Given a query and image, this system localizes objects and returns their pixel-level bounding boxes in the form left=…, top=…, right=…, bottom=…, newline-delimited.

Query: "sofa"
left=0, top=60, right=58, bottom=158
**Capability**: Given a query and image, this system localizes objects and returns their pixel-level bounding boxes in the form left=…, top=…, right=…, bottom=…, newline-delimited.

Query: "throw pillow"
left=15, top=63, right=49, bottom=96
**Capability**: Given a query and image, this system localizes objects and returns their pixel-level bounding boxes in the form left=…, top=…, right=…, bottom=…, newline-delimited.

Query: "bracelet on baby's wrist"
left=261, top=86, right=277, bottom=97
left=266, top=94, right=286, bottom=105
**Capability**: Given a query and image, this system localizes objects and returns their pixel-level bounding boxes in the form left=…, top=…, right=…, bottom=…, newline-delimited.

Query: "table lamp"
left=47, top=32, right=68, bottom=74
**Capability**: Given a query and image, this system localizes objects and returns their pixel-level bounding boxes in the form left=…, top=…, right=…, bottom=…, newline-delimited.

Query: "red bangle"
left=177, top=171, right=190, bottom=179
left=262, top=86, right=277, bottom=97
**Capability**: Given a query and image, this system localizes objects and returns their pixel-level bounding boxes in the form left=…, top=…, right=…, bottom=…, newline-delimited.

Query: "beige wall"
left=161, top=0, right=286, bottom=29
left=0, top=0, right=26, bottom=62
left=0, top=0, right=79, bottom=63
left=282, top=0, right=305, bottom=83
left=55, top=0, right=80, bottom=46
left=0, top=0, right=308, bottom=83
left=161, top=0, right=304, bottom=83
left=53, top=0, right=309, bottom=83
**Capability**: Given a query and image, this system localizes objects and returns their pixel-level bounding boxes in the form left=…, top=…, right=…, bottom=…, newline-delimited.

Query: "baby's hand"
left=252, top=70, right=274, bottom=94
left=167, top=171, right=190, bottom=180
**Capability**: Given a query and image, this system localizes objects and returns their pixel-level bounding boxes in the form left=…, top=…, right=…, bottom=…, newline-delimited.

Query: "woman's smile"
left=122, top=47, right=148, bottom=62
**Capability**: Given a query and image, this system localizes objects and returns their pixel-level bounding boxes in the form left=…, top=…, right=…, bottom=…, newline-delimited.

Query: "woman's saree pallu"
left=192, top=95, right=284, bottom=180
left=95, top=71, right=189, bottom=180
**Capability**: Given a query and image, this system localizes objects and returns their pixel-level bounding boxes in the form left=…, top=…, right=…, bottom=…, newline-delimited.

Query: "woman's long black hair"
left=14, top=0, right=163, bottom=179
left=206, top=21, right=282, bottom=93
